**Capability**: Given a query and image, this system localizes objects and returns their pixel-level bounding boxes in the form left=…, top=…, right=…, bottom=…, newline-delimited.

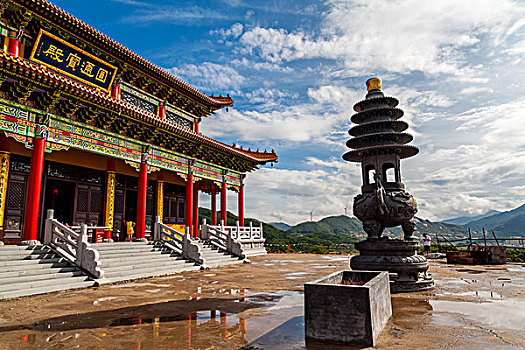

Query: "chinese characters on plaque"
left=30, top=30, right=117, bottom=92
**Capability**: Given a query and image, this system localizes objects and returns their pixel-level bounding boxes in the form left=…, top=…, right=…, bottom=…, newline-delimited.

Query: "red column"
left=22, top=128, right=46, bottom=244
left=192, top=182, right=199, bottom=238
left=238, top=184, right=244, bottom=226
left=111, top=84, right=120, bottom=100
left=185, top=172, right=194, bottom=234
left=211, top=184, right=217, bottom=226
left=7, top=31, right=20, bottom=57
left=221, top=181, right=227, bottom=225
left=194, top=122, right=199, bottom=133
left=158, top=103, right=166, bottom=120
left=135, top=155, right=148, bottom=241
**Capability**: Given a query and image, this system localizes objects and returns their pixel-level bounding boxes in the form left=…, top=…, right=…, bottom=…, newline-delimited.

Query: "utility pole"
left=310, top=209, right=314, bottom=222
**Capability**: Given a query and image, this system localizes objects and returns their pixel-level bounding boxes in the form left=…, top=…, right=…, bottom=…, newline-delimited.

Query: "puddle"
left=436, top=290, right=504, bottom=299
left=320, top=256, right=350, bottom=262
left=109, top=282, right=171, bottom=288
left=430, top=299, right=525, bottom=331
left=286, top=272, right=312, bottom=276
left=92, top=296, right=125, bottom=305
left=310, top=264, right=335, bottom=269
left=0, top=290, right=313, bottom=349
left=507, top=265, right=525, bottom=273
left=455, top=268, right=486, bottom=274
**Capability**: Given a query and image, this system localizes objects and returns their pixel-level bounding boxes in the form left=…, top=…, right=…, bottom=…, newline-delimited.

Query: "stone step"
left=98, top=252, right=184, bottom=265
left=102, top=264, right=201, bottom=283
left=0, top=252, right=60, bottom=261
left=96, top=250, right=171, bottom=260
left=0, top=266, right=78, bottom=279
left=0, top=248, right=53, bottom=258
left=0, top=280, right=95, bottom=300
left=0, top=274, right=92, bottom=293
left=0, top=245, right=46, bottom=251
left=0, top=256, right=68, bottom=267
left=0, top=268, right=83, bottom=285
left=101, top=257, right=191, bottom=272
left=91, top=242, right=153, bottom=250
left=0, top=260, right=72, bottom=273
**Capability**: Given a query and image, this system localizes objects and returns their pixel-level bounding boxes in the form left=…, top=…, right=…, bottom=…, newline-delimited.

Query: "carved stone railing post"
left=153, top=216, right=161, bottom=241
left=76, top=224, right=104, bottom=279
left=201, top=219, right=209, bottom=240
left=43, top=209, right=54, bottom=244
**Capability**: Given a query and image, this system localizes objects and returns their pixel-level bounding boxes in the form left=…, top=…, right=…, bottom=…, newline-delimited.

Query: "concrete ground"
left=0, top=253, right=524, bottom=349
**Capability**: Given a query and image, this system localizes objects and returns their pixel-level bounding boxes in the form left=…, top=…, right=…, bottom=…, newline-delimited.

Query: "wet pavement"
left=0, top=254, right=524, bottom=349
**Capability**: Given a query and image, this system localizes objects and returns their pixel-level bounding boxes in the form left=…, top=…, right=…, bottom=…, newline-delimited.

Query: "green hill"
left=287, top=215, right=364, bottom=236
left=196, top=208, right=360, bottom=253
left=466, top=204, right=525, bottom=235
left=441, top=210, right=501, bottom=226
left=269, top=222, right=292, bottom=231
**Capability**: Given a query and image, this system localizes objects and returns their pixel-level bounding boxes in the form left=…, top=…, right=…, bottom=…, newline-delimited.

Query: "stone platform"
left=351, top=238, right=434, bottom=293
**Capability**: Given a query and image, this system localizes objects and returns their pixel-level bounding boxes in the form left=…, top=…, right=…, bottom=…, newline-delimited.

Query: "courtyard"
left=0, top=254, right=524, bottom=349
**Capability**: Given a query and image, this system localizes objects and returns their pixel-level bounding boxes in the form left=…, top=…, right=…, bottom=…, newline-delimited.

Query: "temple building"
left=0, top=0, right=277, bottom=245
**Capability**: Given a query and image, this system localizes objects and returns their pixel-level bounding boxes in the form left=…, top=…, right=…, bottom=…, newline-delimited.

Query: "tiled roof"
left=13, top=0, right=234, bottom=109
left=0, top=50, right=278, bottom=164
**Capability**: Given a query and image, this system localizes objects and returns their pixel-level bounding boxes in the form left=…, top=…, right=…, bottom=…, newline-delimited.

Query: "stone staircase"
left=194, top=240, right=245, bottom=268
left=91, top=241, right=202, bottom=284
left=0, top=245, right=94, bottom=300
left=0, top=240, right=248, bottom=299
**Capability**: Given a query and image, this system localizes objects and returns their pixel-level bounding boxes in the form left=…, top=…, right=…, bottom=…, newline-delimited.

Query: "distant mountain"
left=466, top=204, right=525, bottom=236
left=287, top=214, right=473, bottom=240
left=287, top=215, right=365, bottom=236
left=441, top=210, right=501, bottom=226
left=269, top=222, right=292, bottom=231
left=386, top=217, right=471, bottom=240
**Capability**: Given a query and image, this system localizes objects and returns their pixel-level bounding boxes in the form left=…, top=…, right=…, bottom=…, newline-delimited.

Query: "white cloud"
left=122, top=5, right=229, bottom=24
left=212, top=23, right=244, bottom=39
left=243, top=160, right=363, bottom=224
left=236, top=0, right=525, bottom=77
left=231, top=57, right=294, bottom=72
left=459, top=86, right=493, bottom=95
left=168, top=62, right=246, bottom=92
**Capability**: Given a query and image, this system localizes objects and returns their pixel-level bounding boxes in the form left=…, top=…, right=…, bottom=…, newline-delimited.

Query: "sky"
left=52, top=0, right=525, bottom=225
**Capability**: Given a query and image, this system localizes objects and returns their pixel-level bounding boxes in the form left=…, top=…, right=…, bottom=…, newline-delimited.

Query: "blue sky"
left=52, top=0, right=525, bottom=224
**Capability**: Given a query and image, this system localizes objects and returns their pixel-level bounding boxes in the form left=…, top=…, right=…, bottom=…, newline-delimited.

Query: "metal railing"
left=43, top=209, right=104, bottom=279
left=153, top=216, right=205, bottom=266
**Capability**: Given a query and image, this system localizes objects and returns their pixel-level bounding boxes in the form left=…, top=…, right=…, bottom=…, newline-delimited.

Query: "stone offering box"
left=304, top=270, right=392, bottom=346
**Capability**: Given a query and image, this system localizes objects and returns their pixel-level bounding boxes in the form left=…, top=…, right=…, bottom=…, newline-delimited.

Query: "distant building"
left=0, top=0, right=277, bottom=244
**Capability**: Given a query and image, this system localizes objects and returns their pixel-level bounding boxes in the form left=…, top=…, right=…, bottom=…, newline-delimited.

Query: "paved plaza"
left=0, top=254, right=524, bottom=349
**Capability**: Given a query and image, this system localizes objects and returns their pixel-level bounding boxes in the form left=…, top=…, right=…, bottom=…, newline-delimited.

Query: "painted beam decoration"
left=29, top=30, right=117, bottom=92
left=0, top=99, right=243, bottom=186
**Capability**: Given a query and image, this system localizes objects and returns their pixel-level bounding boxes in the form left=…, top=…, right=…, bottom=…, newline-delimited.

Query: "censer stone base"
left=350, top=238, right=434, bottom=293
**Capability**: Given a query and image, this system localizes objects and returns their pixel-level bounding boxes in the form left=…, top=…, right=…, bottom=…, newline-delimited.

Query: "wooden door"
left=74, top=183, right=103, bottom=226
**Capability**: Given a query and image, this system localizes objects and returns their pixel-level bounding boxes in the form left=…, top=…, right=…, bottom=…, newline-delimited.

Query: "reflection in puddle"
left=0, top=291, right=308, bottom=349
left=430, top=299, right=525, bottom=331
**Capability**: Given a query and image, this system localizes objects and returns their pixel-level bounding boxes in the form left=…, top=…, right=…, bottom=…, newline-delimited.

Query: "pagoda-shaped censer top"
left=343, top=77, right=419, bottom=239
left=344, top=77, right=418, bottom=168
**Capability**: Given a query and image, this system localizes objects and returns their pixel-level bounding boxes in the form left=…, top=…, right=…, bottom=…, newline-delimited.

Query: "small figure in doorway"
left=126, top=220, right=136, bottom=242
left=422, top=233, right=431, bottom=255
